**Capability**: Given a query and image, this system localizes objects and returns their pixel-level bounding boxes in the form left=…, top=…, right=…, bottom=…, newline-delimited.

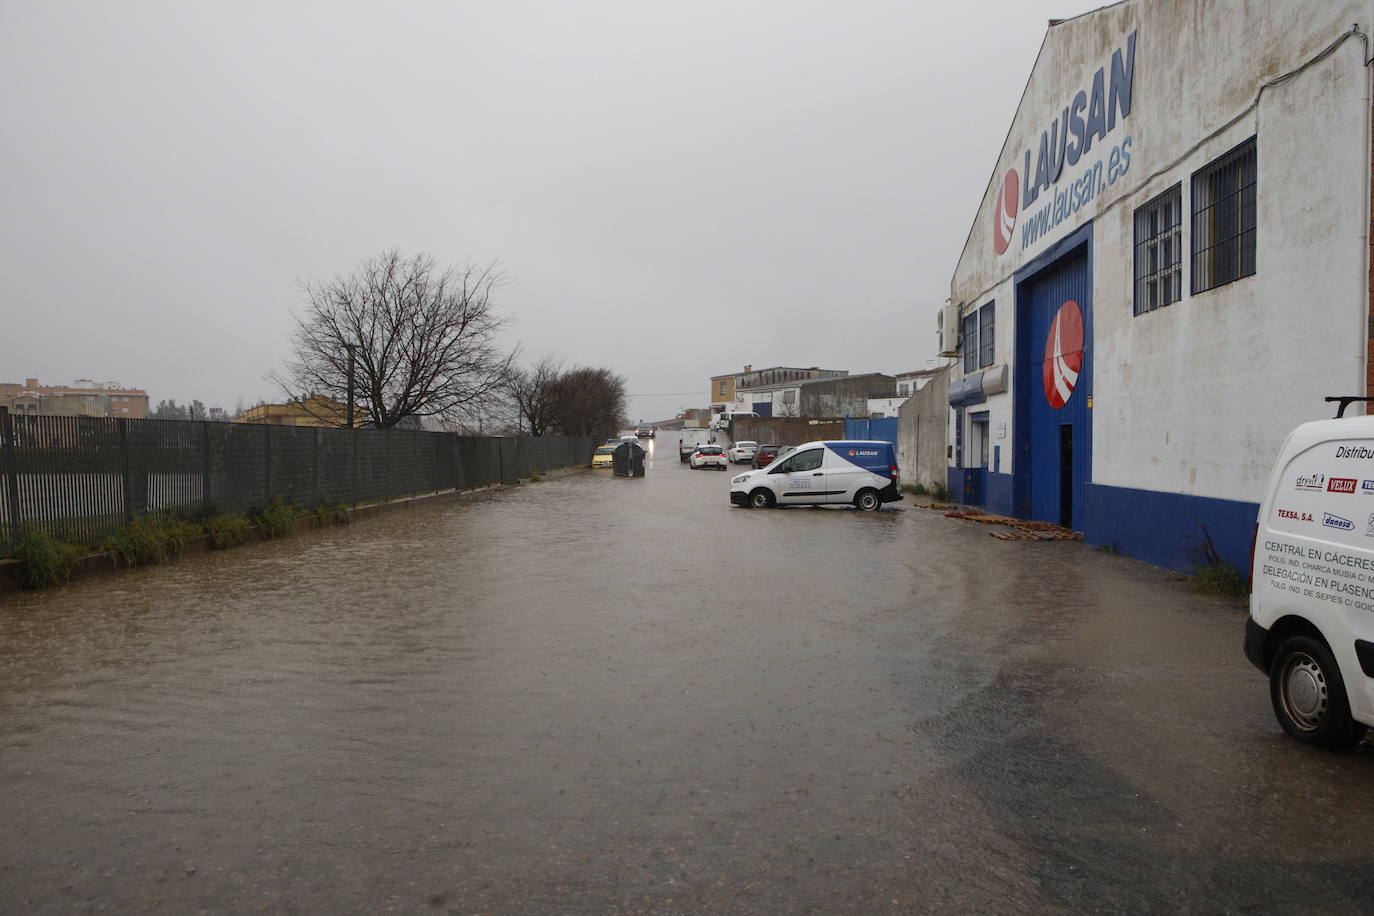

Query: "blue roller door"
left=1017, top=244, right=1092, bottom=528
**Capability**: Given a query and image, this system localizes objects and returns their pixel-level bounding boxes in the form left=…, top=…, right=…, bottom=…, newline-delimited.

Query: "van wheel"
left=749, top=489, right=775, bottom=509
left=854, top=489, right=881, bottom=511
left=1270, top=635, right=1367, bottom=749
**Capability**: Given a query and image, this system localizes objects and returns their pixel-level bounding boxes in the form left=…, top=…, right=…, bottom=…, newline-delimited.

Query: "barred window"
left=978, top=302, right=995, bottom=368
left=1191, top=138, right=1256, bottom=294
left=1133, top=184, right=1182, bottom=314
left=962, top=311, right=979, bottom=373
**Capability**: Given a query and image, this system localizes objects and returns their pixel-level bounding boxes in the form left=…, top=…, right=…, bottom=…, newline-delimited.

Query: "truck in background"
left=678, top=427, right=715, bottom=462
left=710, top=410, right=758, bottom=432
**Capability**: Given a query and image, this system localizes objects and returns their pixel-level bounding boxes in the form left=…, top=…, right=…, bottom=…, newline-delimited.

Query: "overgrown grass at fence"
left=2, top=421, right=598, bottom=589
left=13, top=525, right=85, bottom=590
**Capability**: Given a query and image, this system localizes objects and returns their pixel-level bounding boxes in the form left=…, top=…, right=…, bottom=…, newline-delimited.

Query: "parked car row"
left=751, top=444, right=784, bottom=468
left=727, top=440, right=758, bottom=464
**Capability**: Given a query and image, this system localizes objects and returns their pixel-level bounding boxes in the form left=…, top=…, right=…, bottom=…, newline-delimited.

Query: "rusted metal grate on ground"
left=945, top=511, right=1083, bottom=542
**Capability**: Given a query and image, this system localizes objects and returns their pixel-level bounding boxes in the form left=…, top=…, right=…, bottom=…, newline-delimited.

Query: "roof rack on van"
left=1325, top=396, right=1374, bottom=418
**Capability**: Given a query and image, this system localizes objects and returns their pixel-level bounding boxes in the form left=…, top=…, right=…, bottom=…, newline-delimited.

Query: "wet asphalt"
left=1, top=437, right=1373, bottom=914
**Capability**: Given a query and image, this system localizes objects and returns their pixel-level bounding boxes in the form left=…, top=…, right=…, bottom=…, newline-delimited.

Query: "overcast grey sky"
left=1, top=0, right=1105, bottom=424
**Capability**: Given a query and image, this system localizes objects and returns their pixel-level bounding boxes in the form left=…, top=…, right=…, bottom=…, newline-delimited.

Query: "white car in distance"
left=690, top=445, right=728, bottom=470
left=727, top=440, right=759, bottom=465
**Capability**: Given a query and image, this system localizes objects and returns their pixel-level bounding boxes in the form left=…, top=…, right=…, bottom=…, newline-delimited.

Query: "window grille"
left=1191, top=138, right=1256, bottom=294
left=978, top=302, right=995, bottom=368
left=962, top=311, right=979, bottom=374
left=1133, top=184, right=1182, bottom=314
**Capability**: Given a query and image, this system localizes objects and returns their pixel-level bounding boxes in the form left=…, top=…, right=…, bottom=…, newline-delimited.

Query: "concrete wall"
left=731, top=417, right=844, bottom=446
left=898, top=366, right=949, bottom=491
left=799, top=374, right=896, bottom=419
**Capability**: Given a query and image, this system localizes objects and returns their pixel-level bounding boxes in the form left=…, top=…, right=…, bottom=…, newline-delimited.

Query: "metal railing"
left=0, top=408, right=594, bottom=548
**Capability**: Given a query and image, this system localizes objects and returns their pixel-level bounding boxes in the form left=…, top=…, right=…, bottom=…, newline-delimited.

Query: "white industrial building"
left=940, top=0, right=1372, bottom=570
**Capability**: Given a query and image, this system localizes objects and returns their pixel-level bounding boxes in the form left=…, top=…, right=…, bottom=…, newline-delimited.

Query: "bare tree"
left=276, top=250, right=511, bottom=429
left=504, top=355, right=564, bottom=436
left=548, top=366, right=628, bottom=438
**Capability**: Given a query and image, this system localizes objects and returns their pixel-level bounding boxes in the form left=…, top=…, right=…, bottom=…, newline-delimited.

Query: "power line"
left=627, top=391, right=709, bottom=398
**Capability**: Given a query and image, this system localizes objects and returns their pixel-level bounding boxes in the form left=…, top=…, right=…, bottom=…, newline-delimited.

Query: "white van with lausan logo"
left=1246, top=412, right=1374, bottom=749
left=728, top=440, right=901, bottom=510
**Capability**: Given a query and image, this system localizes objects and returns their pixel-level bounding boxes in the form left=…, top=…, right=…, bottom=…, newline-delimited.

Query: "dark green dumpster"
left=612, top=440, right=646, bottom=477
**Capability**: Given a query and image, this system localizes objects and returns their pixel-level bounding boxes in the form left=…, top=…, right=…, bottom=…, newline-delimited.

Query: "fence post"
left=202, top=421, right=212, bottom=513
left=313, top=428, right=321, bottom=506
left=0, top=407, right=21, bottom=547
left=118, top=417, right=134, bottom=527
left=383, top=430, right=391, bottom=502
left=263, top=423, right=272, bottom=505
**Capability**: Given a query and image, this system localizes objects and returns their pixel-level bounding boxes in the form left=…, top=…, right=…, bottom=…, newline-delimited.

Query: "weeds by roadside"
left=256, top=499, right=298, bottom=539
left=206, top=514, right=254, bottom=549
left=6, top=500, right=324, bottom=590
left=313, top=503, right=351, bottom=527
left=1188, top=523, right=1247, bottom=599
left=13, top=525, right=86, bottom=590
left=103, top=515, right=202, bottom=567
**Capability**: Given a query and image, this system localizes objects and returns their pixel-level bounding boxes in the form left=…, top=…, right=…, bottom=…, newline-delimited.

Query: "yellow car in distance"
left=591, top=445, right=617, bottom=469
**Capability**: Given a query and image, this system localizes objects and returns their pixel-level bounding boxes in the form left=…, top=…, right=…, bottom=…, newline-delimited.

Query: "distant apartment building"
left=0, top=377, right=149, bottom=418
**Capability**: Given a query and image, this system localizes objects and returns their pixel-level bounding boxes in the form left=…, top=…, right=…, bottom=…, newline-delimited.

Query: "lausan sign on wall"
left=993, top=31, right=1137, bottom=256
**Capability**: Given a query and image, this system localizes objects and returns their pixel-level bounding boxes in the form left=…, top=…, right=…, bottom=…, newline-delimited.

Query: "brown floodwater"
left=2, top=438, right=1372, bottom=913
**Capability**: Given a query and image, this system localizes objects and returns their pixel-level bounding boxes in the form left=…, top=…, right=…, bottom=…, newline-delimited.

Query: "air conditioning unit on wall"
left=938, top=303, right=960, bottom=357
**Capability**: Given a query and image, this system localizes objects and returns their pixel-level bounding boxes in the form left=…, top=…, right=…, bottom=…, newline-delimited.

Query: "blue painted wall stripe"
left=1082, top=484, right=1258, bottom=572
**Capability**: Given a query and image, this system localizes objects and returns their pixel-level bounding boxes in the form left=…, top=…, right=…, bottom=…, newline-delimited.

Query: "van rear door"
left=823, top=442, right=891, bottom=501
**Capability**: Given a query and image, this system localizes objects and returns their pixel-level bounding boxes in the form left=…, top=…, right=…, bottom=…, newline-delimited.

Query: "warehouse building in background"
left=940, top=0, right=1372, bottom=570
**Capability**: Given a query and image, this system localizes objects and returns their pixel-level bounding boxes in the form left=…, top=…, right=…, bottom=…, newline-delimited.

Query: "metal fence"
left=0, top=409, right=595, bottom=547
left=843, top=417, right=899, bottom=445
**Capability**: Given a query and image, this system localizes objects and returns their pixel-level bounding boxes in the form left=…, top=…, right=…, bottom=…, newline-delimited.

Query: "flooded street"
left=2, top=439, right=1373, bottom=913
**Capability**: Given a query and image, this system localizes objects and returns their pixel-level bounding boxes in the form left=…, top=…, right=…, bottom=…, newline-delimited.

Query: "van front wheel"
left=749, top=489, right=775, bottom=509
left=854, top=489, right=881, bottom=511
left=1270, top=635, right=1366, bottom=750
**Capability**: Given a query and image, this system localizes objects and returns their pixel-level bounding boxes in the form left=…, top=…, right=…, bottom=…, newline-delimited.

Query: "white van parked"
left=729, top=440, right=901, bottom=510
left=1247, top=411, right=1374, bottom=749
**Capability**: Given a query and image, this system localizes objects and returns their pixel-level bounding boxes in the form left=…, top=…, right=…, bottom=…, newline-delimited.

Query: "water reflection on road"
left=2, top=439, right=1372, bottom=913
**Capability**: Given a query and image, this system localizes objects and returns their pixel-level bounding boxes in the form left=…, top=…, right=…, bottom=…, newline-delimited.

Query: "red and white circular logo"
left=992, top=169, right=1019, bottom=255
left=1042, top=300, right=1084, bottom=409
